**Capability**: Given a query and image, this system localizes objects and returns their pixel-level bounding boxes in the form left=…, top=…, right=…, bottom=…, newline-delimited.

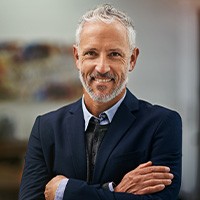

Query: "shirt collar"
left=82, top=91, right=126, bottom=131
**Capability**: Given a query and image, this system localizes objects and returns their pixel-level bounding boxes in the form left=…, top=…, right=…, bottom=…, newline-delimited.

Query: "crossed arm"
left=44, top=161, right=174, bottom=200
left=19, top=110, right=182, bottom=200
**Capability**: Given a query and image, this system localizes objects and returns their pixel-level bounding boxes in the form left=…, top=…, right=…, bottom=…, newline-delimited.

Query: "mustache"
left=89, top=72, right=116, bottom=80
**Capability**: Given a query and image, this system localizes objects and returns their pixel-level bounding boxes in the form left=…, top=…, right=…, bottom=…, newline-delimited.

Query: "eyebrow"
left=108, top=48, right=123, bottom=52
left=81, top=48, right=95, bottom=52
left=82, top=48, right=97, bottom=52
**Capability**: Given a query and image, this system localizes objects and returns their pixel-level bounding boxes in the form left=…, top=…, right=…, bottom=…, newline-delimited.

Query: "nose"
left=95, top=55, right=110, bottom=74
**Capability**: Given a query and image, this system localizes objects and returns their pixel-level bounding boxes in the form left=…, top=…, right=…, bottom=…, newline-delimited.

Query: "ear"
left=129, top=47, right=139, bottom=72
left=73, top=45, right=80, bottom=70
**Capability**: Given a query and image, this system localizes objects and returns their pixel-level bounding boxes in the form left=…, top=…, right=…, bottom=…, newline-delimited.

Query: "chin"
left=89, top=91, right=116, bottom=103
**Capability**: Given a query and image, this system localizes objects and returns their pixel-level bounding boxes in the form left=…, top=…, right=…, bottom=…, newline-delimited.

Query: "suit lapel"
left=93, top=90, right=139, bottom=183
left=66, top=100, right=87, bottom=180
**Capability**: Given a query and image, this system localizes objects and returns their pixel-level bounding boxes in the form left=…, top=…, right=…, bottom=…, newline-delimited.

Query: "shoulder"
left=136, top=100, right=182, bottom=136
left=125, top=89, right=182, bottom=125
left=139, top=99, right=181, bottom=121
left=37, top=98, right=82, bottom=123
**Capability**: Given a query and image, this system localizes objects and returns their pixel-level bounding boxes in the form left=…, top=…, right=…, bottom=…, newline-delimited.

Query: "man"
left=19, top=4, right=182, bottom=200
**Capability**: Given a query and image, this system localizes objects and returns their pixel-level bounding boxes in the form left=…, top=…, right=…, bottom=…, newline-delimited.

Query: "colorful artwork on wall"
left=0, top=41, right=82, bottom=140
left=0, top=41, right=82, bottom=102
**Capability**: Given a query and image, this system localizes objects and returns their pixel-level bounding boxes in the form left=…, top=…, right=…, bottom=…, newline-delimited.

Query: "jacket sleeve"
left=19, top=110, right=182, bottom=200
left=19, top=116, right=50, bottom=200
left=62, top=111, right=182, bottom=200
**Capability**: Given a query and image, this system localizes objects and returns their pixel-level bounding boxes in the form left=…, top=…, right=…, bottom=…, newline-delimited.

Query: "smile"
left=95, top=78, right=112, bottom=83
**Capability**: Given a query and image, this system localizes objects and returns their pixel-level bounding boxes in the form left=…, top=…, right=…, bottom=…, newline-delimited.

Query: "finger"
left=142, top=172, right=174, bottom=181
left=143, top=178, right=172, bottom=188
left=44, top=190, right=48, bottom=199
left=137, top=161, right=153, bottom=169
left=139, top=166, right=171, bottom=175
left=139, top=173, right=173, bottom=188
left=132, top=172, right=173, bottom=189
left=134, top=184, right=166, bottom=195
left=129, top=175, right=172, bottom=194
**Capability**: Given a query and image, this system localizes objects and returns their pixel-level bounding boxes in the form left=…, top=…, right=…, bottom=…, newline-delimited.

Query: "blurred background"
left=0, top=0, right=199, bottom=199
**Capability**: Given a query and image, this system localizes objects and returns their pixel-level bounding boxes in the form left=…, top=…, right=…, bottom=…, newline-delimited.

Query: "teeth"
left=96, top=78, right=111, bottom=83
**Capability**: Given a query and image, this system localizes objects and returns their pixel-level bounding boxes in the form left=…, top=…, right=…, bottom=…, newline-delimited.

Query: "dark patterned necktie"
left=85, top=115, right=110, bottom=183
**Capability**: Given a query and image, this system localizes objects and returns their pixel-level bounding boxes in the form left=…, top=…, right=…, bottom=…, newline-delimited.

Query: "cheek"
left=79, top=57, right=91, bottom=70
left=114, top=58, right=129, bottom=71
left=120, top=58, right=127, bottom=65
left=79, top=62, right=97, bottom=78
left=114, top=62, right=129, bottom=76
left=78, top=59, right=87, bottom=73
left=78, top=63, right=91, bottom=80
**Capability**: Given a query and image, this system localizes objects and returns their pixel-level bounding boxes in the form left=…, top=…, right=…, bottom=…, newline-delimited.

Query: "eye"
left=109, top=52, right=121, bottom=57
left=84, top=51, right=97, bottom=57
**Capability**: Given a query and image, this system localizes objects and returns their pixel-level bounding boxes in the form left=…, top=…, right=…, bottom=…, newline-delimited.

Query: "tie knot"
left=99, top=113, right=107, bottom=122
left=99, top=113, right=109, bottom=125
left=89, top=113, right=109, bottom=126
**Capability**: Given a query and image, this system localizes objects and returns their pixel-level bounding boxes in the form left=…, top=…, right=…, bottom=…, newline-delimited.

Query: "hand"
left=44, top=175, right=67, bottom=200
left=115, top=161, right=173, bottom=195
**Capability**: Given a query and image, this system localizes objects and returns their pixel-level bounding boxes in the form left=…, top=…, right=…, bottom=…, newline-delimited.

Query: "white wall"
left=0, top=0, right=199, bottom=197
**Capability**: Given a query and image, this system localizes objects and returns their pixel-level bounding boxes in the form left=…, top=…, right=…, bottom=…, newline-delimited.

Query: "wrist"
left=102, top=182, right=116, bottom=192
left=108, top=182, right=116, bottom=192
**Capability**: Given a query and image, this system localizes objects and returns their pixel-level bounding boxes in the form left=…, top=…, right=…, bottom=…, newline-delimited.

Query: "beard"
left=78, top=67, right=129, bottom=103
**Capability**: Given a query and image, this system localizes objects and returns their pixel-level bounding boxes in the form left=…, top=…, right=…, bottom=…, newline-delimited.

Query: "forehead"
left=79, top=20, right=129, bottom=50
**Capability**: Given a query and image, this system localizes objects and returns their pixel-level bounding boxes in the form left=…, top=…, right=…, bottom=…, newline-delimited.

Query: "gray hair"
left=75, top=4, right=136, bottom=51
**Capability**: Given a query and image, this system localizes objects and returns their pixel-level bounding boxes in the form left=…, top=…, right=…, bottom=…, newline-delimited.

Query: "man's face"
left=74, top=20, right=137, bottom=103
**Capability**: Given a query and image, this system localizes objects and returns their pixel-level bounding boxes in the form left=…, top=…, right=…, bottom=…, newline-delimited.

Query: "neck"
left=83, top=88, right=126, bottom=117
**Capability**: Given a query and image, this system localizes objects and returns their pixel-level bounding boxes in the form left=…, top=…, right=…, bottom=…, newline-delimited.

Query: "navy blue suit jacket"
left=19, top=89, right=182, bottom=200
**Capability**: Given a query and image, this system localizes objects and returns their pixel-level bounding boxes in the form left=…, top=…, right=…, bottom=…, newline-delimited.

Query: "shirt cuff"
left=108, top=182, right=115, bottom=192
left=55, top=178, right=69, bottom=200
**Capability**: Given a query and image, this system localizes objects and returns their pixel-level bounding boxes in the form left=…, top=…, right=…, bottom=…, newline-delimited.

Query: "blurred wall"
left=0, top=0, right=199, bottom=198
